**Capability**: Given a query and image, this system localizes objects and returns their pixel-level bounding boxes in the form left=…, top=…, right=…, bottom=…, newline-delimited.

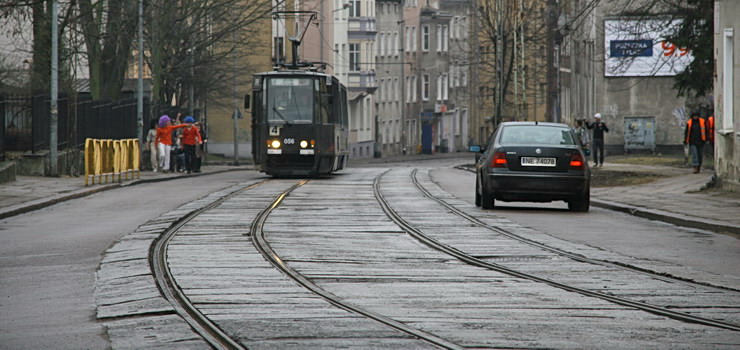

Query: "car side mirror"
left=469, top=145, right=482, bottom=153
left=244, top=94, right=251, bottom=110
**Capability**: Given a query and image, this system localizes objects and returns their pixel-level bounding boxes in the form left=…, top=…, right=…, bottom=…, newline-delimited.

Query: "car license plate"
left=521, top=157, right=556, bottom=167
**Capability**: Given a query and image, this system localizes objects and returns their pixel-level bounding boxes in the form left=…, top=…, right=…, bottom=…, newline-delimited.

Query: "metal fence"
left=1, top=94, right=34, bottom=160
left=1, top=93, right=169, bottom=160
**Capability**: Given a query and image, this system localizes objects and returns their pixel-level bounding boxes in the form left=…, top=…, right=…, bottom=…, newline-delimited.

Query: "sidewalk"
left=1, top=155, right=739, bottom=236
left=591, top=161, right=740, bottom=236
left=0, top=165, right=251, bottom=220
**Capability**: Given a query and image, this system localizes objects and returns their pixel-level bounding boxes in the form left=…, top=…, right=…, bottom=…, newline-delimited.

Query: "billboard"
left=604, top=19, right=693, bottom=77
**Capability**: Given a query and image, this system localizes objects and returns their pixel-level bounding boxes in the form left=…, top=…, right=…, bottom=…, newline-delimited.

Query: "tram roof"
left=255, top=70, right=332, bottom=79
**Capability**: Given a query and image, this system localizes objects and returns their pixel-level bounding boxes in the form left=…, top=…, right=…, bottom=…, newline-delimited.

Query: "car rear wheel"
left=481, top=186, right=495, bottom=210
left=475, top=177, right=482, bottom=207
left=568, top=190, right=590, bottom=212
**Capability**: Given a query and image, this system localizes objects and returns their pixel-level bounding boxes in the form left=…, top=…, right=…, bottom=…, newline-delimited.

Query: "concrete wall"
left=714, top=0, right=740, bottom=191
left=592, top=3, right=689, bottom=153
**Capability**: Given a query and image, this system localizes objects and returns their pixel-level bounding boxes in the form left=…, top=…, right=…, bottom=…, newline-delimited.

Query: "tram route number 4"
left=270, top=126, right=281, bottom=136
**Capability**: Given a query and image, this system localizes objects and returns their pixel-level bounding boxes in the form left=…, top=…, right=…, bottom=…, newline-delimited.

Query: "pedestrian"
left=155, top=115, right=188, bottom=173
left=705, top=111, right=715, bottom=159
left=180, top=116, right=201, bottom=174
left=194, top=121, right=207, bottom=173
left=574, top=119, right=590, bottom=157
left=684, top=111, right=706, bottom=173
left=145, top=119, right=159, bottom=172
left=587, top=113, right=609, bottom=167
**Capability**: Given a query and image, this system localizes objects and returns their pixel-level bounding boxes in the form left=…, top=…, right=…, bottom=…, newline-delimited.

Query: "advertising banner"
left=604, top=19, right=693, bottom=77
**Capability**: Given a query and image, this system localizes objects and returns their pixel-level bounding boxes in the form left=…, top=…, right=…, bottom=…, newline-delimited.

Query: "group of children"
left=145, top=113, right=207, bottom=174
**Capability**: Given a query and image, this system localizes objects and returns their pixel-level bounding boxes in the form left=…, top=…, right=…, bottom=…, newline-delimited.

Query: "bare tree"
left=145, top=0, right=274, bottom=108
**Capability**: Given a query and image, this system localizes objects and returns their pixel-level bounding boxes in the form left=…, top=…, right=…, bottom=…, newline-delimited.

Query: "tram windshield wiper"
left=271, top=107, right=292, bottom=125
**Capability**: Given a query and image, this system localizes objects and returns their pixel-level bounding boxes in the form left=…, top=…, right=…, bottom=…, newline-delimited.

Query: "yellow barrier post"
left=83, top=138, right=144, bottom=185
left=133, top=140, right=141, bottom=179
left=84, top=139, right=93, bottom=186
left=94, top=139, right=102, bottom=185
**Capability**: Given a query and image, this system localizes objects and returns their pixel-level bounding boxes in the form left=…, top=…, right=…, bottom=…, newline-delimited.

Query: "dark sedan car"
left=470, top=121, right=590, bottom=212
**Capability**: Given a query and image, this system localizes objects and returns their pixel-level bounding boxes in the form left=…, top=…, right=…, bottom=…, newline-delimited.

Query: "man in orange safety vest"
left=684, top=112, right=706, bottom=173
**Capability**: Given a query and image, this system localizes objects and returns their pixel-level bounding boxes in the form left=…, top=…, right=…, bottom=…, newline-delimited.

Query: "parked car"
left=470, top=121, right=591, bottom=212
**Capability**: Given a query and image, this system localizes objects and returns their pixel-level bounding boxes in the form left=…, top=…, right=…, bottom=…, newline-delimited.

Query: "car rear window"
left=500, top=125, right=576, bottom=145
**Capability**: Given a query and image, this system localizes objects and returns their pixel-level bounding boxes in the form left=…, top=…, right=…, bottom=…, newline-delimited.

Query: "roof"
left=500, top=121, right=570, bottom=128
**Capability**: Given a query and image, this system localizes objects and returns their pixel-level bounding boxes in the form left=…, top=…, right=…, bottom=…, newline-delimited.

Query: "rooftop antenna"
left=272, top=11, right=318, bottom=69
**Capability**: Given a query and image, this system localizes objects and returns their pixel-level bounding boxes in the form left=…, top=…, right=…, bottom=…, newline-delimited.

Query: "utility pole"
left=50, top=0, right=58, bottom=176
left=137, top=0, right=144, bottom=147
left=546, top=0, right=558, bottom=123
left=232, top=31, right=240, bottom=166
left=495, top=0, right=503, bottom=127
left=399, top=13, right=406, bottom=155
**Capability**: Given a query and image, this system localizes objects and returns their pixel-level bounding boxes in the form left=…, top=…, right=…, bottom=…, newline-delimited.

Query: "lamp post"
left=50, top=0, right=58, bottom=176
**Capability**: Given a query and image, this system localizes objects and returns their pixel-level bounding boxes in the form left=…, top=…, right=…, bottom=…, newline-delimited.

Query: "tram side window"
left=318, top=79, right=329, bottom=124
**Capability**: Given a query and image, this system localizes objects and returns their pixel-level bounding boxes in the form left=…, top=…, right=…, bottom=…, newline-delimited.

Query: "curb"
left=590, top=198, right=740, bottom=237
left=0, top=167, right=251, bottom=221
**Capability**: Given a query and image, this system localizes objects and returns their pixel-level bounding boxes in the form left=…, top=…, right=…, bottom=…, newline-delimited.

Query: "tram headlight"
left=300, top=140, right=308, bottom=148
left=270, top=140, right=281, bottom=149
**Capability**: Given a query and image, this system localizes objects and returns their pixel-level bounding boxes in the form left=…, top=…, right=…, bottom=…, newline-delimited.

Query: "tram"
left=247, top=70, right=349, bottom=177
left=245, top=11, right=349, bottom=177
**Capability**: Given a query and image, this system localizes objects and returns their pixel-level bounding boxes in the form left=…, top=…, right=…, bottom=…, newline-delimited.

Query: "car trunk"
left=501, top=146, right=575, bottom=173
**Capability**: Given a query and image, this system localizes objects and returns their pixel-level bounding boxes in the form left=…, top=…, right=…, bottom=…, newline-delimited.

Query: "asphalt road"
left=0, top=171, right=264, bottom=350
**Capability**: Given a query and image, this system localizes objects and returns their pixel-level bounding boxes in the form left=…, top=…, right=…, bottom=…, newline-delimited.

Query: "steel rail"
left=151, top=181, right=268, bottom=350
left=249, top=179, right=466, bottom=350
left=374, top=171, right=740, bottom=332
left=414, top=169, right=740, bottom=293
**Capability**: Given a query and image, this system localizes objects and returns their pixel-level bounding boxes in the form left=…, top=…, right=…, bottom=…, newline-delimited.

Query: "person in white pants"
left=155, top=115, right=187, bottom=173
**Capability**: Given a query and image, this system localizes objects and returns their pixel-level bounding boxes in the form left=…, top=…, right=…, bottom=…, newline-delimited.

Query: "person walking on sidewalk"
left=588, top=113, right=609, bottom=167
left=180, top=116, right=201, bottom=174
left=145, top=119, right=159, bottom=171
left=155, top=115, right=188, bottom=173
left=684, top=111, right=706, bottom=173
left=575, top=119, right=590, bottom=157
left=194, top=121, right=207, bottom=173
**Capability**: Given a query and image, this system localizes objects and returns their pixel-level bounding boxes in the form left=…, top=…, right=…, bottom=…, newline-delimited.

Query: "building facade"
left=714, top=0, right=740, bottom=191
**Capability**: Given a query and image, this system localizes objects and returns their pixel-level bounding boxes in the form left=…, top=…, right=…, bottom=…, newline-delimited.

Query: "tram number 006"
left=283, top=138, right=296, bottom=145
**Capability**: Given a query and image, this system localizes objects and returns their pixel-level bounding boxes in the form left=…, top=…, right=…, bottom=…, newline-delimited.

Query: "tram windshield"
left=266, top=77, right=315, bottom=124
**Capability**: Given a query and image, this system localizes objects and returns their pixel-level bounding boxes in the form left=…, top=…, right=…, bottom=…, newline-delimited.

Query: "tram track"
left=150, top=181, right=270, bottom=350
left=373, top=169, right=740, bottom=332
left=249, top=179, right=466, bottom=350
left=413, top=169, right=740, bottom=294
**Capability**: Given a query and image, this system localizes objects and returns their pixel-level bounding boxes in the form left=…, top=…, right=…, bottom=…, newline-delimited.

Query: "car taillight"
left=492, top=152, right=508, bottom=168
left=570, top=152, right=585, bottom=169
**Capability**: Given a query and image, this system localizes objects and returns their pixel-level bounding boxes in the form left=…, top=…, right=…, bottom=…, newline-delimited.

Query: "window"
left=436, top=25, right=442, bottom=52
left=394, top=32, right=399, bottom=55
left=379, top=33, right=385, bottom=56
left=461, top=66, right=467, bottom=86
left=411, top=26, right=417, bottom=52
left=452, top=65, right=458, bottom=87
left=349, top=43, right=360, bottom=71
left=422, top=25, right=430, bottom=51
left=405, top=26, right=411, bottom=51
left=349, top=0, right=360, bottom=17
left=406, top=77, right=412, bottom=102
left=422, top=74, right=430, bottom=100
left=442, top=73, right=448, bottom=100
left=412, top=76, right=417, bottom=102
left=723, top=28, right=734, bottom=131
left=452, top=17, right=458, bottom=39
left=437, top=75, right=442, bottom=101
left=442, top=25, right=448, bottom=51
